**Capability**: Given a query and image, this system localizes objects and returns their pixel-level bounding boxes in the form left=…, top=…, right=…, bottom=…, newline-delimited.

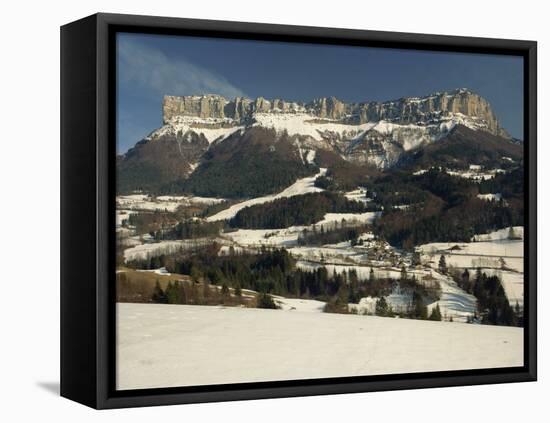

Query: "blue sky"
left=117, top=32, right=524, bottom=153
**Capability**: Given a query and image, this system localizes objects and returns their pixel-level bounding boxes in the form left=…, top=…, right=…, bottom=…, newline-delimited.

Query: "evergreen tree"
left=400, top=266, right=408, bottom=281
left=189, top=282, right=199, bottom=304
left=461, top=269, right=470, bottom=292
left=221, top=283, right=230, bottom=297
left=234, top=284, right=242, bottom=297
left=190, top=266, right=201, bottom=284
left=438, top=255, right=447, bottom=274
left=152, top=280, right=167, bottom=304
left=411, top=251, right=421, bottom=267
left=475, top=267, right=482, bottom=287
left=176, top=281, right=187, bottom=304
left=202, top=277, right=211, bottom=301
left=165, top=281, right=176, bottom=304
left=257, top=292, right=278, bottom=309
left=375, top=296, right=390, bottom=317
left=411, top=291, right=428, bottom=320
left=429, top=304, right=442, bottom=321
left=169, top=281, right=180, bottom=304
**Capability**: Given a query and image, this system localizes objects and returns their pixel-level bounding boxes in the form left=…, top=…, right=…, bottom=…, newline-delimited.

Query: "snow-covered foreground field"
left=116, top=303, right=523, bottom=390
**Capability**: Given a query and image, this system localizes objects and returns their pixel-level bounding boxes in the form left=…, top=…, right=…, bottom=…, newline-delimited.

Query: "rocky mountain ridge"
left=162, top=88, right=509, bottom=138
left=118, top=88, right=518, bottom=194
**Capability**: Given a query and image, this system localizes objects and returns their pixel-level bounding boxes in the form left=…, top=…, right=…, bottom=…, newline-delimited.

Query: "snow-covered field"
left=296, top=261, right=477, bottom=322
left=116, top=209, right=136, bottom=227
left=418, top=227, right=524, bottom=307
left=296, top=261, right=400, bottom=280
left=272, top=296, right=326, bottom=312
left=477, top=193, right=503, bottom=202
left=223, top=227, right=305, bottom=248
left=419, top=240, right=523, bottom=270
left=473, top=226, right=523, bottom=242
left=123, top=240, right=188, bottom=261
left=414, top=166, right=507, bottom=181
left=117, top=194, right=225, bottom=213
left=344, top=188, right=371, bottom=204
left=123, top=238, right=230, bottom=262
left=223, top=213, right=379, bottom=249
left=155, top=195, right=225, bottom=205
left=117, top=303, right=523, bottom=390
left=316, top=212, right=379, bottom=226
left=207, top=169, right=327, bottom=221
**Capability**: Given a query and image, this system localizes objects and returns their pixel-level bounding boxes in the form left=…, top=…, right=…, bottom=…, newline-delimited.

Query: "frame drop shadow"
left=36, top=381, right=60, bottom=396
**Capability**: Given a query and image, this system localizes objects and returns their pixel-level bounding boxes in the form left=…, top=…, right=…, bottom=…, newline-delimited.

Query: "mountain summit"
left=162, top=89, right=508, bottom=138
left=118, top=89, right=518, bottom=194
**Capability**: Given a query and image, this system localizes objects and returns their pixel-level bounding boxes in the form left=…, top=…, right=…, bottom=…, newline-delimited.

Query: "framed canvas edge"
left=78, top=12, right=537, bottom=409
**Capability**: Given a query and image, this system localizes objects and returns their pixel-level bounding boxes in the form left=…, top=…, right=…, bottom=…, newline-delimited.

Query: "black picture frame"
left=60, top=12, right=537, bottom=409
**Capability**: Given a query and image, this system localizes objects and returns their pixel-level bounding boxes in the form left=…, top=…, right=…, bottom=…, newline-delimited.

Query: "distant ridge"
left=163, top=88, right=509, bottom=138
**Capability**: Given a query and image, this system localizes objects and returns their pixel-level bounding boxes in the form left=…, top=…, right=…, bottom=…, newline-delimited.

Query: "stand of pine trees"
left=229, top=192, right=375, bottom=229
left=367, top=168, right=524, bottom=250
left=450, top=267, right=521, bottom=326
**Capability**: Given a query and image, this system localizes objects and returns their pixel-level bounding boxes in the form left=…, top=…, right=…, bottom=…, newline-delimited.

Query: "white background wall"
left=0, top=0, right=546, bottom=421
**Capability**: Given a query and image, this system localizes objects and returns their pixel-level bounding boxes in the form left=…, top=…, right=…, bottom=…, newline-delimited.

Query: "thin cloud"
left=117, top=38, right=246, bottom=99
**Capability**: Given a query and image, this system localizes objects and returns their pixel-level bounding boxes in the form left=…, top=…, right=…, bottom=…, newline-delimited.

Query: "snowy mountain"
left=162, top=88, right=508, bottom=138
left=117, top=89, right=516, bottom=194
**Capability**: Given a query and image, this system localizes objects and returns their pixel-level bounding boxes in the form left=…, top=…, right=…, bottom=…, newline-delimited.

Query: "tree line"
left=297, top=223, right=369, bottom=246
left=129, top=244, right=446, bottom=322
left=229, top=192, right=376, bottom=229
left=370, top=169, right=523, bottom=249
left=450, top=266, right=522, bottom=326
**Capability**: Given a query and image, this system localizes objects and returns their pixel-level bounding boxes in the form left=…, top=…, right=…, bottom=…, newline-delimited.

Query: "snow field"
left=296, top=261, right=477, bottom=322
left=148, top=115, right=244, bottom=144
left=417, top=227, right=524, bottom=308
left=477, top=193, right=503, bottom=202
left=123, top=238, right=231, bottom=262
left=253, top=113, right=374, bottom=141
left=117, top=194, right=226, bottom=213
left=117, top=303, right=523, bottom=390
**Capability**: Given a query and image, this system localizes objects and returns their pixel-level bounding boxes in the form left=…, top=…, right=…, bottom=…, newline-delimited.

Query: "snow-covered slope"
left=207, top=168, right=327, bottom=221
left=253, top=112, right=374, bottom=141
left=417, top=227, right=524, bottom=307
left=117, top=303, right=523, bottom=389
left=117, top=194, right=225, bottom=212
left=473, top=226, right=524, bottom=242
left=146, top=115, right=244, bottom=144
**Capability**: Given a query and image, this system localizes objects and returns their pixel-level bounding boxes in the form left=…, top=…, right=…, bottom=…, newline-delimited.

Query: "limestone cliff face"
left=164, top=95, right=308, bottom=122
left=163, top=95, right=228, bottom=123
left=309, top=97, right=347, bottom=120
left=161, top=89, right=508, bottom=138
left=349, top=89, right=507, bottom=137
